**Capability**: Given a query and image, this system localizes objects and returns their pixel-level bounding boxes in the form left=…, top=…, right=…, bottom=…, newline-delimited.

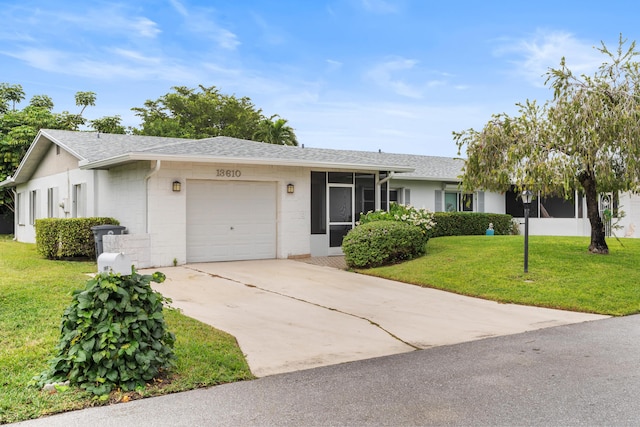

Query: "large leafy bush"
left=35, top=217, right=120, bottom=259
left=33, top=269, right=175, bottom=396
left=343, top=220, right=426, bottom=268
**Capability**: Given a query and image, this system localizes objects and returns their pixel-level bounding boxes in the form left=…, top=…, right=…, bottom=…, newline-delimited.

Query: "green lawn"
left=359, top=235, right=640, bottom=316
left=3, top=234, right=639, bottom=423
left=0, top=236, right=253, bottom=425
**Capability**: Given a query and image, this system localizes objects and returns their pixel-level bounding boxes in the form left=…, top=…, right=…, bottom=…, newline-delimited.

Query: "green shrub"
left=35, top=217, right=120, bottom=259
left=431, top=212, right=513, bottom=237
left=343, top=220, right=426, bottom=269
left=32, top=269, right=175, bottom=396
left=358, top=203, right=436, bottom=239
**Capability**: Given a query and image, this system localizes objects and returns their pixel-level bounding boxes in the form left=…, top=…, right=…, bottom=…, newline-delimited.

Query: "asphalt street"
left=14, top=315, right=640, bottom=426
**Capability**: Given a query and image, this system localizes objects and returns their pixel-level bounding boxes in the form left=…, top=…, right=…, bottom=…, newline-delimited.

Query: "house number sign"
left=216, top=169, right=242, bottom=178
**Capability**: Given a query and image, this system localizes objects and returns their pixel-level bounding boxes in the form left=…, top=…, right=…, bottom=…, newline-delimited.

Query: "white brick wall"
left=103, top=234, right=152, bottom=269
left=138, top=161, right=311, bottom=267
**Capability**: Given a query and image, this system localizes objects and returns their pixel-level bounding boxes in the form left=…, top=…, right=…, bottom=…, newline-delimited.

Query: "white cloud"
left=364, top=58, right=457, bottom=98
left=215, top=28, right=241, bottom=50
left=110, top=48, right=162, bottom=64
left=4, top=47, right=201, bottom=82
left=279, top=100, right=487, bottom=156
left=326, top=59, right=343, bottom=72
left=132, top=17, right=161, bottom=38
left=495, top=30, right=603, bottom=87
left=169, top=0, right=189, bottom=17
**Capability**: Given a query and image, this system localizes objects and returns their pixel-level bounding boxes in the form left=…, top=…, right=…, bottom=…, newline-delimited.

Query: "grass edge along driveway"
left=360, top=235, right=640, bottom=316
left=0, top=236, right=253, bottom=425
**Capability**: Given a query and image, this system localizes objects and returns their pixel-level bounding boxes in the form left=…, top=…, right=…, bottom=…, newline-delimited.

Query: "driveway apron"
left=149, top=260, right=606, bottom=377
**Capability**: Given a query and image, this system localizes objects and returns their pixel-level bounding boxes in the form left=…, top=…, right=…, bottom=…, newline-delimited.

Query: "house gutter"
left=375, top=171, right=395, bottom=211
left=144, top=160, right=161, bottom=233
left=377, top=171, right=395, bottom=186
left=11, top=188, right=17, bottom=241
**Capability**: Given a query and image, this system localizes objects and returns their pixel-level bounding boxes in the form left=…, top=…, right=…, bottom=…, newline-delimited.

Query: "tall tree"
left=454, top=36, right=640, bottom=255
left=0, top=88, right=99, bottom=214
left=132, top=85, right=292, bottom=142
left=0, top=83, right=25, bottom=113
left=253, top=115, right=298, bottom=146
left=90, top=115, right=126, bottom=134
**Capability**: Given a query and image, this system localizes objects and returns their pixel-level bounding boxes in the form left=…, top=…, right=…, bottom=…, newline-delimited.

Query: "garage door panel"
left=186, top=180, right=276, bottom=263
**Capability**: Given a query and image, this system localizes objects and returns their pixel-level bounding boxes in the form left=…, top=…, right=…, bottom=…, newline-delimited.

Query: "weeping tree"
left=454, top=36, right=640, bottom=254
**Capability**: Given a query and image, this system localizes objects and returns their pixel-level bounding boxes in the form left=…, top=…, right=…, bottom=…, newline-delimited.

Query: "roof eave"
left=80, top=153, right=415, bottom=173
left=0, top=176, right=16, bottom=188
left=390, top=175, right=462, bottom=181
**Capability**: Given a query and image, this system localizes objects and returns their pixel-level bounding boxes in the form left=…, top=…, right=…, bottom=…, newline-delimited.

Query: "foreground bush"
left=35, top=217, right=120, bottom=259
left=32, top=269, right=175, bottom=396
left=343, top=221, right=426, bottom=268
left=431, top=212, right=513, bottom=237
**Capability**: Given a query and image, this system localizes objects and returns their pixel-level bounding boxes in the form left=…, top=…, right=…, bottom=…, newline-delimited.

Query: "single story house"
left=1, top=129, right=635, bottom=267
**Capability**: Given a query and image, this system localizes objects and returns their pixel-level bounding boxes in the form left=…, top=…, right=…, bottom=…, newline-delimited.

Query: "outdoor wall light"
left=521, top=190, right=533, bottom=273
left=172, top=180, right=182, bottom=192
left=287, top=183, right=295, bottom=194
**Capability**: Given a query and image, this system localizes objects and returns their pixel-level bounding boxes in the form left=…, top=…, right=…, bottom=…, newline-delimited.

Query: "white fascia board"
left=39, top=130, right=85, bottom=161
left=80, top=153, right=415, bottom=173
left=390, top=175, right=462, bottom=182
left=0, top=176, right=15, bottom=188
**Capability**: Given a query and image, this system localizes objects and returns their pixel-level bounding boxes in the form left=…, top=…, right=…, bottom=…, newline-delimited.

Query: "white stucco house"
left=1, top=129, right=635, bottom=268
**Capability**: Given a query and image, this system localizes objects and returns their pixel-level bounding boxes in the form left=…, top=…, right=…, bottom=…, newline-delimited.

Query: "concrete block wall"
left=144, top=161, right=311, bottom=267
left=103, top=234, right=152, bottom=269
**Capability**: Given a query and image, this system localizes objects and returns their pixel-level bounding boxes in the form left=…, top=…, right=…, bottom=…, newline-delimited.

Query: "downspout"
left=11, top=188, right=17, bottom=241
left=144, top=160, right=161, bottom=234
left=375, top=171, right=395, bottom=211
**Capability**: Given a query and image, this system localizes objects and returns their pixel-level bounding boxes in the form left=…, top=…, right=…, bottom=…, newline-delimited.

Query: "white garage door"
left=186, top=180, right=277, bottom=262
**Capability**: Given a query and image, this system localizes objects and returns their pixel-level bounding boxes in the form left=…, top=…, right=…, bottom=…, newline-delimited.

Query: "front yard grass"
left=358, top=235, right=640, bottom=316
left=0, top=236, right=253, bottom=425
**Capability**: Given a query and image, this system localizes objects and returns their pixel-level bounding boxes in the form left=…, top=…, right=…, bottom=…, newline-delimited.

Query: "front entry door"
left=328, top=184, right=354, bottom=255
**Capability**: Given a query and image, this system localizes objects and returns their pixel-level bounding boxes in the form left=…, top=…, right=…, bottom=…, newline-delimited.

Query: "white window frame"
left=47, top=187, right=58, bottom=218
left=72, top=183, right=86, bottom=218
left=29, top=190, right=38, bottom=225
left=16, top=192, right=25, bottom=225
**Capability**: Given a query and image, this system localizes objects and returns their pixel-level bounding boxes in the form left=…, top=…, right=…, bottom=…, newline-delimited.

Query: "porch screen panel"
left=311, top=172, right=326, bottom=234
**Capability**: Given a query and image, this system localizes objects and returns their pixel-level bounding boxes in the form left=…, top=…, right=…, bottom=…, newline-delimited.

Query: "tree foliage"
left=454, top=36, right=640, bottom=254
left=0, top=88, right=99, bottom=214
left=132, top=85, right=298, bottom=144
left=253, top=115, right=299, bottom=146
left=90, top=115, right=126, bottom=134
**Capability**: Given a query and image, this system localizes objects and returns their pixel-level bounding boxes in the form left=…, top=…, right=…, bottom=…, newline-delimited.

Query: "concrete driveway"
left=149, top=260, right=607, bottom=377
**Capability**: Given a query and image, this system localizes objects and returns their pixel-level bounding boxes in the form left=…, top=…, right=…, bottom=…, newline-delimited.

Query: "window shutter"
left=477, top=191, right=485, bottom=213
left=435, top=190, right=442, bottom=212
left=405, top=188, right=411, bottom=205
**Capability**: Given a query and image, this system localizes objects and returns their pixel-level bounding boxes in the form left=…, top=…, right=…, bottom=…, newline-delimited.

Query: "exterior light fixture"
left=522, top=190, right=533, bottom=273
left=172, top=180, right=181, bottom=192
left=287, top=183, right=295, bottom=194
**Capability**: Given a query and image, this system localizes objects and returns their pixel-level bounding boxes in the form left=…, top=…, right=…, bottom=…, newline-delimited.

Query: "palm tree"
left=253, top=115, right=298, bottom=146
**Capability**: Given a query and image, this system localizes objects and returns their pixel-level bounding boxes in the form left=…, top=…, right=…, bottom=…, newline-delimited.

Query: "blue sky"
left=1, top=1, right=638, bottom=157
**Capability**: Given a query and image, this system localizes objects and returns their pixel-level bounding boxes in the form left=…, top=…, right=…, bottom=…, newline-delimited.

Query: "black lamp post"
left=522, top=190, right=533, bottom=273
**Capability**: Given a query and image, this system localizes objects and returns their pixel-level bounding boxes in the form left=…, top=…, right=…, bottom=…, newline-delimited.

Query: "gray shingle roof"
left=3, top=129, right=463, bottom=186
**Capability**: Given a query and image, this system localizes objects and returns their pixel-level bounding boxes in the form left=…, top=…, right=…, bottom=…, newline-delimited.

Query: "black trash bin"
left=91, top=225, right=127, bottom=259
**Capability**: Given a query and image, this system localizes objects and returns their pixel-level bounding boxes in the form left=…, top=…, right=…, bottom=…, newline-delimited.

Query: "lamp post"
left=522, top=190, right=533, bottom=273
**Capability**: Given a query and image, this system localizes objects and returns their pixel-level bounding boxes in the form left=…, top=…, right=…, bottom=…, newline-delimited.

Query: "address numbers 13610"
left=216, top=169, right=242, bottom=178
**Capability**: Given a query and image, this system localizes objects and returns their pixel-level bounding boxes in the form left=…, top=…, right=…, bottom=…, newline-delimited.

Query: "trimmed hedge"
left=430, top=212, right=513, bottom=237
left=343, top=220, right=426, bottom=269
left=35, top=217, right=120, bottom=260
